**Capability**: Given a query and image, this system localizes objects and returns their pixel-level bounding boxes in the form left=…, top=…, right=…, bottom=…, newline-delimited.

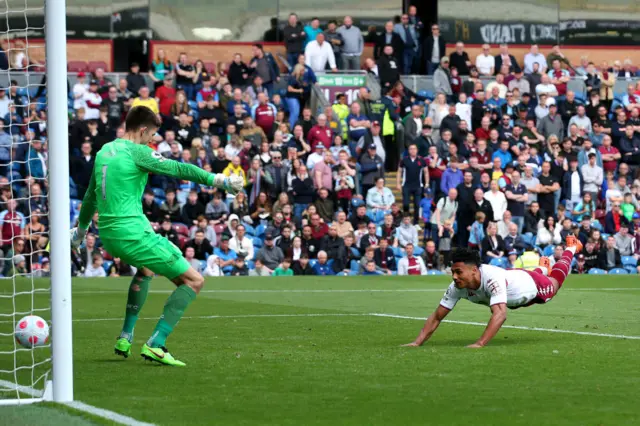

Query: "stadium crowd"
left=0, top=7, right=640, bottom=277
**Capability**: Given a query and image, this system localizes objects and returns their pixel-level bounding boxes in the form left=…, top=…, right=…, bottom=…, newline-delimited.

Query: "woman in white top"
left=536, top=215, right=562, bottom=247
left=455, top=93, right=472, bottom=130
left=428, top=93, right=450, bottom=132
left=290, top=236, right=303, bottom=261
left=483, top=180, right=508, bottom=223
left=224, top=135, right=242, bottom=160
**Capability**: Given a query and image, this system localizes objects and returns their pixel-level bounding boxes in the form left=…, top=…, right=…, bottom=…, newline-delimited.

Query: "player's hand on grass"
left=466, top=343, right=484, bottom=349
left=70, top=227, right=87, bottom=249
left=401, top=342, right=420, bottom=347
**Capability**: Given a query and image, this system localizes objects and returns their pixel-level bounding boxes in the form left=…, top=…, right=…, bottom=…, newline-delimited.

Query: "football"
left=14, top=315, right=50, bottom=348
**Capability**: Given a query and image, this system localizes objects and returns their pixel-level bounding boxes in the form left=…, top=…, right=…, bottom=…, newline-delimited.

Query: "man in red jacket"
left=308, top=113, right=333, bottom=150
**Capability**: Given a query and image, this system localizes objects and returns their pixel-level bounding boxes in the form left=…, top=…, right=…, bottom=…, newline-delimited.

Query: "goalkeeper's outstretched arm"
left=131, top=144, right=243, bottom=194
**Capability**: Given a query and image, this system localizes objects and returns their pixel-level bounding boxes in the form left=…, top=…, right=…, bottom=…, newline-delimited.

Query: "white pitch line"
left=0, top=379, right=154, bottom=426
left=370, top=313, right=640, bottom=340
left=63, top=401, right=156, bottom=426
left=61, top=288, right=640, bottom=295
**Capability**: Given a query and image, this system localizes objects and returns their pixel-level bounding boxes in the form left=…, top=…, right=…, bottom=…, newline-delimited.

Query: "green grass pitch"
left=1, top=275, right=639, bottom=425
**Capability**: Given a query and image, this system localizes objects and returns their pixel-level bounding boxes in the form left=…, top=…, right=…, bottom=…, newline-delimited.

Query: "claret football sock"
left=549, top=248, right=575, bottom=289
left=147, top=285, right=196, bottom=348
left=119, top=275, right=152, bottom=342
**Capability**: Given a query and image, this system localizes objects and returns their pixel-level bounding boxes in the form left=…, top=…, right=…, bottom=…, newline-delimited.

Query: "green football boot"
left=140, top=344, right=186, bottom=367
left=114, top=338, right=132, bottom=358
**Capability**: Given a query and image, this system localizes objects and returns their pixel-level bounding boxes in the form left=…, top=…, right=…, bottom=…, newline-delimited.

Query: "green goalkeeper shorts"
left=101, top=231, right=190, bottom=280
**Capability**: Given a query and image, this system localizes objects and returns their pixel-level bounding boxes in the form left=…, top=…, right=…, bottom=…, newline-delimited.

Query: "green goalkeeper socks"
left=147, top=285, right=197, bottom=348
left=119, top=275, right=152, bottom=342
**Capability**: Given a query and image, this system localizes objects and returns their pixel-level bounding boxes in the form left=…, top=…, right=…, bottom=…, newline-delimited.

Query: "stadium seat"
left=102, top=260, right=113, bottom=274
left=199, top=260, right=207, bottom=272
left=246, top=260, right=255, bottom=270
left=243, top=224, right=256, bottom=236
left=327, top=259, right=334, bottom=268
left=392, top=247, right=403, bottom=257
left=87, top=61, right=108, bottom=73
left=588, top=268, right=607, bottom=275
left=413, top=246, right=424, bottom=256
left=252, top=237, right=263, bottom=248
left=255, top=224, right=266, bottom=238
left=350, top=260, right=359, bottom=272
left=203, top=62, right=216, bottom=74
left=214, top=224, right=226, bottom=235
left=152, top=188, right=165, bottom=199
left=177, top=235, right=188, bottom=249
left=67, top=61, right=88, bottom=72
left=543, top=245, right=555, bottom=257
left=70, top=198, right=82, bottom=212
left=308, top=259, right=318, bottom=268
left=427, top=270, right=443, bottom=275
left=609, top=268, right=628, bottom=275
left=489, top=257, right=508, bottom=268
left=594, top=209, right=605, bottom=219
left=521, top=234, right=534, bottom=248
left=173, top=223, right=190, bottom=236
left=624, top=266, right=637, bottom=274
left=622, top=256, right=637, bottom=267
left=350, top=247, right=361, bottom=258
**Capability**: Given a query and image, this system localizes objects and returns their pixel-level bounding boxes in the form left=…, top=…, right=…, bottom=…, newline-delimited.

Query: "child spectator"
left=230, top=256, right=249, bottom=276
left=468, top=211, right=486, bottom=249
left=334, top=166, right=355, bottom=213
left=621, top=193, right=636, bottom=222
left=84, top=253, right=106, bottom=278
left=273, top=257, right=294, bottom=276
left=439, top=218, right=455, bottom=268
left=419, top=188, right=433, bottom=239
left=361, top=259, right=383, bottom=276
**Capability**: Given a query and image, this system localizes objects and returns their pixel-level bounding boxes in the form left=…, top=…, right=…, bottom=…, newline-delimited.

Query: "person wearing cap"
left=256, top=232, right=284, bottom=272
left=433, top=56, right=452, bottom=100
left=536, top=101, right=564, bottom=140
left=72, top=71, right=89, bottom=111
left=214, top=235, right=238, bottom=274
left=82, top=79, right=103, bottom=120
left=358, top=141, right=384, bottom=195
left=571, top=253, right=588, bottom=274
left=356, top=120, right=386, bottom=162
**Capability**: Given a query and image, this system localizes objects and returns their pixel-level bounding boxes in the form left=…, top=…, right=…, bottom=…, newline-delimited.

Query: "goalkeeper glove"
left=70, top=227, right=87, bottom=249
left=214, top=174, right=244, bottom=196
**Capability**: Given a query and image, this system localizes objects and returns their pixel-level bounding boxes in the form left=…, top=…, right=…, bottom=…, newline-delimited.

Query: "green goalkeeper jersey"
left=78, top=138, right=215, bottom=240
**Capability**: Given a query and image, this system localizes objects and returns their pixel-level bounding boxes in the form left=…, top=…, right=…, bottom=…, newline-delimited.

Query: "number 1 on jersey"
left=101, top=164, right=108, bottom=200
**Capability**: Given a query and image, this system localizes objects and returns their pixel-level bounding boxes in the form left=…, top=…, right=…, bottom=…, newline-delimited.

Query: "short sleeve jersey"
left=439, top=265, right=538, bottom=309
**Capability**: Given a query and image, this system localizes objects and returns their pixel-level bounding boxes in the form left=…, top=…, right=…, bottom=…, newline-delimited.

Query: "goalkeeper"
left=71, top=106, right=244, bottom=366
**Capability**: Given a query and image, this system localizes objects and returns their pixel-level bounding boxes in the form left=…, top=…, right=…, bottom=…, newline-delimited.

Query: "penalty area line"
left=370, top=313, right=640, bottom=340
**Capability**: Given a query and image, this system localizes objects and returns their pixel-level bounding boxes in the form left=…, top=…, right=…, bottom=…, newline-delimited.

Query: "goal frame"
left=0, top=0, right=73, bottom=405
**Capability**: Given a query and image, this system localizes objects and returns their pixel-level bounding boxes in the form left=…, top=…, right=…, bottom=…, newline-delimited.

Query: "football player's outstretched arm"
left=131, top=144, right=244, bottom=194
left=468, top=302, right=507, bottom=348
left=402, top=304, right=451, bottom=347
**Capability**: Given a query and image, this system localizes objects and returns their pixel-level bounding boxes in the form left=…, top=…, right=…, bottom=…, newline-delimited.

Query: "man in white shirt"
left=156, top=130, right=183, bottom=155
left=72, top=71, right=89, bottom=111
left=483, top=180, right=508, bottom=221
left=305, top=33, right=337, bottom=73
left=523, top=44, right=548, bottom=75
left=535, top=74, right=558, bottom=99
left=475, top=44, right=495, bottom=76
left=485, top=74, right=508, bottom=99
left=397, top=243, right=427, bottom=275
left=402, top=238, right=581, bottom=348
left=84, top=253, right=107, bottom=278
left=83, top=80, right=103, bottom=120
left=229, top=224, right=255, bottom=261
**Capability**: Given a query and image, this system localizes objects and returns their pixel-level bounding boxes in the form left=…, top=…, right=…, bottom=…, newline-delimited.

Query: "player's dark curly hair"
left=451, top=248, right=481, bottom=266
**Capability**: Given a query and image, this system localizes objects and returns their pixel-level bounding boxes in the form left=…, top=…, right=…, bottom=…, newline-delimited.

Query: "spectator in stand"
left=598, top=235, right=622, bottom=271
left=184, top=229, right=214, bottom=261
left=396, top=213, right=418, bottom=248
left=323, top=20, right=344, bottom=70
left=433, top=57, right=452, bottom=101
left=431, top=188, right=458, bottom=245
left=337, top=16, right=363, bottom=71
left=214, top=235, right=237, bottom=274
left=291, top=164, right=315, bottom=218
left=249, top=44, right=280, bottom=96
left=440, top=156, right=463, bottom=195
left=537, top=102, right=564, bottom=140
left=580, top=152, right=603, bottom=200
left=292, top=253, right=316, bottom=275
left=475, top=44, right=495, bottom=76
left=504, top=170, right=527, bottom=232
left=82, top=80, right=102, bottom=120
left=614, top=225, right=633, bottom=257
left=83, top=253, right=106, bottom=278
left=481, top=221, right=506, bottom=264
left=536, top=215, right=562, bottom=247
left=569, top=105, right=592, bottom=134
left=256, top=231, right=284, bottom=273
left=125, top=62, right=145, bottom=96
left=397, top=144, right=428, bottom=223
left=359, top=222, right=379, bottom=253
left=523, top=45, right=547, bottom=75
left=394, top=14, right=418, bottom=75
left=141, top=189, right=161, bottom=223
left=358, top=143, right=384, bottom=195
left=377, top=45, right=401, bottom=94
left=495, top=44, right=521, bottom=74
left=374, top=237, right=396, bottom=274
left=619, top=124, right=640, bottom=165
left=605, top=202, right=630, bottom=235
left=537, top=161, right=560, bottom=218
left=621, top=84, right=640, bottom=113
left=304, top=33, right=337, bottom=73
left=313, top=250, right=335, bottom=275
left=449, top=42, right=471, bottom=75
left=375, top=20, right=403, bottom=63
left=284, top=13, right=306, bottom=68
left=303, top=17, right=322, bottom=47
left=483, top=180, right=507, bottom=222
left=131, top=86, right=158, bottom=114
left=229, top=224, right=254, bottom=261
left=423, top=22, right=446, bottom=75
left=397, top=242, right=427, bottom=275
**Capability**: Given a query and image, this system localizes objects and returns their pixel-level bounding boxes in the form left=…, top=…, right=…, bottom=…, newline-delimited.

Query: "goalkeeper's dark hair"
left=451, top=248, right=481, bottom=267
left=125, top=106, right=161, bottom=132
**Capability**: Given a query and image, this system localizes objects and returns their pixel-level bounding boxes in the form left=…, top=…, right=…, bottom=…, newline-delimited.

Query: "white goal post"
left=0, top=0, right=72, bottom=405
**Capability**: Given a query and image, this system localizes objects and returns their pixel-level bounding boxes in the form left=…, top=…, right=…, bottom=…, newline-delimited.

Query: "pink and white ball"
left=14, top=315, right=49, bottom=348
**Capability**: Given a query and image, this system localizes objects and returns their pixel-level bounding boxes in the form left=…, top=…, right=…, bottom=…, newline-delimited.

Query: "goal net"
left=0, top=0, right=71, bottom=404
